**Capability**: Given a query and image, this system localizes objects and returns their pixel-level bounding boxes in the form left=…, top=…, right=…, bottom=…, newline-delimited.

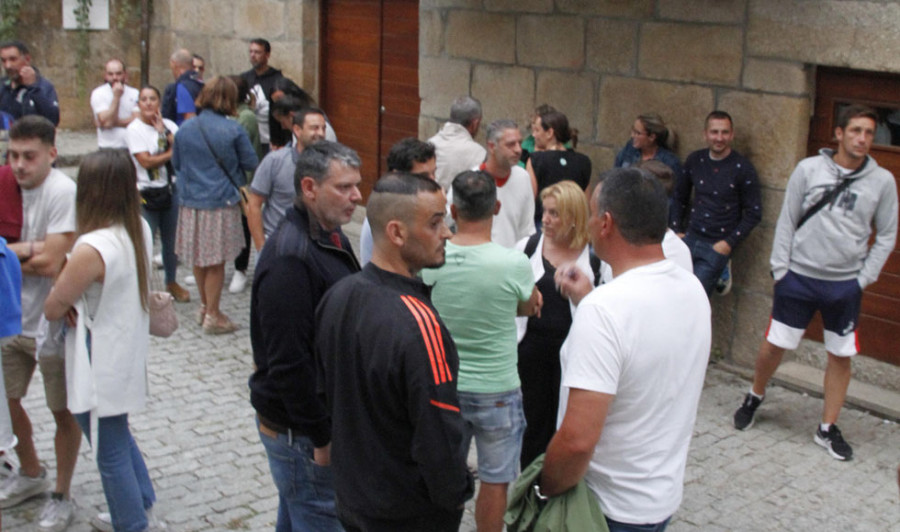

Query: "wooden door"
left=320, top=0, right=420, bottom=201
left=806, top=67, right=900, bottom=365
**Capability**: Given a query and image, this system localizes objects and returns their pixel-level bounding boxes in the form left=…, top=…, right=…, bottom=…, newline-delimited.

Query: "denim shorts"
left=459, top=388, right=526, bottom=484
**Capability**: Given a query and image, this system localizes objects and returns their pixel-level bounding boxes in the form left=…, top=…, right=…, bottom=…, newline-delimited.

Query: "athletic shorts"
left=1, top=335, right=68, bottom=411
left=459, top=388, right=525, bottom=484
left=766, top=270, right=862, bottom=357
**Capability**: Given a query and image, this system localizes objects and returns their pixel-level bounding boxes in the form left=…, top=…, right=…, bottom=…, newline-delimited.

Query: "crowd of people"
left=0, top=33, right=896, bottom=532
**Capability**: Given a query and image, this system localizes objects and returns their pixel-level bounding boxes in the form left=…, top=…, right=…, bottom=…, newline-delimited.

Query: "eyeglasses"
left=630, top=128, right=647, bottom=137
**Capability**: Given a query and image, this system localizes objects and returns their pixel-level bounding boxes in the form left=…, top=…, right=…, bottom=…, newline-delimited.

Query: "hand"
left=554, top=263, right=593, bottom=307
left=19, top=65, right=36, bottom=86
left=712, top=240, right=732, bottom=256
left=676, top=232, right=685, bottom=238
left=111, top=81, right=124, bottom=97
left=313, top=443, right=331, bottom=466
left=65, top=307, right=78, bottom=328
left=532, top=290, right=543, bottom=319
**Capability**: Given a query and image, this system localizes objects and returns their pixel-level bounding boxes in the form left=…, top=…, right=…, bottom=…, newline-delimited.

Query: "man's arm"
left=10, top=232, right=74, bottom=277
left=246, top=192, right=267, bottom=252
left=670, top=164, right=692, bottom=233
left=858, top=178, right=899, bottom=288
left=722, top=162, right=763, bottom=251
left=93, top=84, right=123, bottom=128
left=517, top=285, right=543, bottom=317
left=540, top=388, right=611, bottom=496
left=24, top=78, right=60, bottom=126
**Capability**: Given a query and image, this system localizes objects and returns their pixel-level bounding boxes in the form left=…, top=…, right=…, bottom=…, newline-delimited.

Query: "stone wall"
left=14, top=0, right=315, bottom=130
left=419, top=0, right=900, bottom=390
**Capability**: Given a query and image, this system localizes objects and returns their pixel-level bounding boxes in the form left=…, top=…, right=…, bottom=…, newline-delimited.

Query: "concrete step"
left=56, top=129, right=97, bottom=168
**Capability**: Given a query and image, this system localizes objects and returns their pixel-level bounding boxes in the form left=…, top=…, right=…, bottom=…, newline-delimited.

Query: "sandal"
left=196, top=305, right=206, bottom=326
left=202, top=313, right=238, bottom=335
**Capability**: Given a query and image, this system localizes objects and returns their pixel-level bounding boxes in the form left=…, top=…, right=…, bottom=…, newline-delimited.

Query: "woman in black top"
left=525, top=110, right=592, bottom=230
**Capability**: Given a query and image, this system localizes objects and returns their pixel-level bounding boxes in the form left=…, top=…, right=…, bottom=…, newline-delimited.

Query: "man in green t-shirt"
left=422, top=170, right=541, bottom=532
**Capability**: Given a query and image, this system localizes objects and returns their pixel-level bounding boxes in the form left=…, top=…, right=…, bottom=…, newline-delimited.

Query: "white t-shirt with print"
left=126, top=118, right=178, bottom=190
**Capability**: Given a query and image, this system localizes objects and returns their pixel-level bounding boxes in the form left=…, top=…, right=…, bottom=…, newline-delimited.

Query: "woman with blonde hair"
left=514, top=180, right=597, bottom=467
left=44, top=149, right=165, bottom=531
left=614, top=112, right=682, bottom=177
left=172, top=76, right=258, bottom=334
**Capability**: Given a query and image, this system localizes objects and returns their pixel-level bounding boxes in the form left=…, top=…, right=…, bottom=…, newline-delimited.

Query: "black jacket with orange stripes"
left=315, top=263, right=475, bottom=523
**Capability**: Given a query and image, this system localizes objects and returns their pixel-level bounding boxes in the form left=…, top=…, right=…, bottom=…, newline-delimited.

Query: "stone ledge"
left=718, top=361, right=900, bottom=421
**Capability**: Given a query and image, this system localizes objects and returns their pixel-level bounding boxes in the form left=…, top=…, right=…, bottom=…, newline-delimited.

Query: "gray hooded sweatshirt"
left=771, top=148, right=898, bottom=288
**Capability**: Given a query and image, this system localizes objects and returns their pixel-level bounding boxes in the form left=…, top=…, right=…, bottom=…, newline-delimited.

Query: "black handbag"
left=140, top=184, right=173, bottom=211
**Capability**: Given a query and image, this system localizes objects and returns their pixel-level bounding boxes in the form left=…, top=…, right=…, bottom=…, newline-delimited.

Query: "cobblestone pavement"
left=4, top=213, right=899, bottom=531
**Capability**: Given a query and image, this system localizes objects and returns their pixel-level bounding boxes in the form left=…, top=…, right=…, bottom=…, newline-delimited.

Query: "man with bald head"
left=162, top=49, right=203, bottom=125
left=317, top=173, right=474, bottom=531
left=90, top=58, right=139, bottom=148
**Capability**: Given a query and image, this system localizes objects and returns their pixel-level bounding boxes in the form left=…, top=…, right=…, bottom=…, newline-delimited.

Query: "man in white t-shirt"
left=1, top=116, right=81, bottom=530
left=469, top=120, right=534, bottom=248
left=540, top=167, right=710, bottom=531
left=89, top=58, right=139, bottom=149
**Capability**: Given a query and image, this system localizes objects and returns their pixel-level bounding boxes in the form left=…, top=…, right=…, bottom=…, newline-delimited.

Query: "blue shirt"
left=0, top=237, right=22, bottom=338
left=614, top=140, right=683, bottom=178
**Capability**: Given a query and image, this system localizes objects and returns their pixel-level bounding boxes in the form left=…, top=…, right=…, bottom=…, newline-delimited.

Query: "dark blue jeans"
left=257, top=420, right=342, bottom=532
left=141, top=185, right=180, bottom=284
left=606, top=516, right=671, bottom=532
left=682, top=233, right=730, bottom=296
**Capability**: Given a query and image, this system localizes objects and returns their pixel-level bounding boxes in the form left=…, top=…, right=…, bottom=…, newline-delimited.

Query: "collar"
left=177, top=70, right=202, bottom=84
left=479, top=162, right=511, bottom=187
left=294, top=202, right=346, bottom=250
left=362, top=262, right=432, bottom=298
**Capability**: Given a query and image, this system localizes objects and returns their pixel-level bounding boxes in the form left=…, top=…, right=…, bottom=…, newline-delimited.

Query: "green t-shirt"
left=421, top=241, right=534, bottom=393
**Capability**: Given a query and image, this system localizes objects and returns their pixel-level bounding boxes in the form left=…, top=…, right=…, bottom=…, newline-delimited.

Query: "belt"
left=257, top=415, right=291, bottom=438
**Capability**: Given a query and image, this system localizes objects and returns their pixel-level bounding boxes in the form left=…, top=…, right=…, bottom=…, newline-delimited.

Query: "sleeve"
left=770, top=163, right=808, bottom=281
left=510, top=253, right=536, bottom=301
left=175, top=84, right=196, bottom=115
left=125, top=123, right=146, bottom=155
left=89, top=87, right=106, bottom=117
left=561, top=300, right=622, bottom=396
left=670, top=159, right=692, bottom=232
left=517, top=183, right=536, bottom=242
left=235, top=127, right=260, bottom=176
left=613, top=141, right=629, bottom=168
left=45, top=179, right=76, bottom=235
left=726, top=160, right=763, bottom=249
left=171, top=129, right=183, bottom=174
left=401, top=315, right=473, bottom=511
left=256, top=256, right=331, bottom=447
left=858, top=176, right=899, bottom=288
left=25, top=80, right=59, bottom=126
left=249, top=153, right=276, bottom=198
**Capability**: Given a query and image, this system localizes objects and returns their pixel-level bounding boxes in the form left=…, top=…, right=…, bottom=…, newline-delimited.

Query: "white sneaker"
left=91, top=508, right=167, bottom=531
left=38, top=495, right=76, bottom=532
left=0, top=467, right=50, bottom=508
left=228, top=270, right=247, bottom=293
left=184, top=275, right=196, bottom=286
left=90, top=512, right=113, bottom=532
left=153, top=253, right=164, bottom=269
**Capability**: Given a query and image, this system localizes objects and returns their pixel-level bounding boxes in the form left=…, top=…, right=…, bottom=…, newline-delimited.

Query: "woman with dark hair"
left=525, top=109, right=592, bottom=229
left=270, top=82, right=338, bottom=144
left=172, top=76, right=258, bottom=334
left=614, top=112, right=682, bottom=177
left=515, top=180, right=595, bottom=468
left=126, top=85, right=189, bottom=303
left=44, top=149, right=166, bottom=532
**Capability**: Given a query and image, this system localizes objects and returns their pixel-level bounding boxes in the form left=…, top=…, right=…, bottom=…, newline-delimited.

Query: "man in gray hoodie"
left=733, top=104, right=898, bottom=461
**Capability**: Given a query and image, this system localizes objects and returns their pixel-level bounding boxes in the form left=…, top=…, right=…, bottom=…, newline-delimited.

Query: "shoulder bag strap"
left=196, top=119, right=243, bottom=193
left=796, top=158, right=867, bottom=230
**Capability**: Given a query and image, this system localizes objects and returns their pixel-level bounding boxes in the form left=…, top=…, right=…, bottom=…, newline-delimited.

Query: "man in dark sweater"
left=249, top=140, right=362, bottom=531
left=241, top=38, right=287, bottom=152
left=671, top=110, right=762, bottom=295
left=316, top=173, right=474, bottom=532
left=0, top=41, right=59, bottom=126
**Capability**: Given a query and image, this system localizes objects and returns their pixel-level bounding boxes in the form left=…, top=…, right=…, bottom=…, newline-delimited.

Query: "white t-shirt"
left=559, top=260, right=710, bottom=524
left=90, top=83, right=139, bottom=149
left=126, top=118, right=178, bottom=190
left=493, top=166, right=535, bottom=248
left=20, top=169, right=76, bottom=338
left=600, top=230, right=693, bottom=283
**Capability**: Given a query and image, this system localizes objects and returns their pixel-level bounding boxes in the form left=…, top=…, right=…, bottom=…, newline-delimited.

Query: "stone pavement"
left=4, top=177, right=899, bottom=531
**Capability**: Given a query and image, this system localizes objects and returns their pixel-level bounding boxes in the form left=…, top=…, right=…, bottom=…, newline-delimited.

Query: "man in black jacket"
left=316, top=173, right=474, bottom=532
left=241, top=38, right=287, bottom=151
left=249, top=140, right=361, bottom=532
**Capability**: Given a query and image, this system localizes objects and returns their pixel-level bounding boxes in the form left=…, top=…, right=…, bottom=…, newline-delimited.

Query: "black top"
left=241, top=66, right=291, bottom=147
left=530, top=149, right=592, bottom=224
left=316, top=263, right=474, bottom=520
left=248, top=204, right=359, bottom=447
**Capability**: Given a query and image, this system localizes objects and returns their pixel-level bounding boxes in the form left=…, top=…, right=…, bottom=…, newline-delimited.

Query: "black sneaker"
left=814, top=424, right=853, bottom=461
left=733, top=393, right=763, bottom=430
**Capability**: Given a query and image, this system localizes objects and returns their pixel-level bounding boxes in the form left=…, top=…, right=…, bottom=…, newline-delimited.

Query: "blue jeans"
left=257, top=421, right=342, bottom=532
left=75, top=413, right=155, bottom=532
left=142, top=185, right=180, bottom=284
left=459, top=388, right=526, bottom=484
left=682, top=233, right=729, bottom=296
left=606, top=516, right=671, bottom=532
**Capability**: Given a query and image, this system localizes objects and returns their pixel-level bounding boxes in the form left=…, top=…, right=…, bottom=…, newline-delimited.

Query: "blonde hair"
left=540, top=180, right=590, bottom=250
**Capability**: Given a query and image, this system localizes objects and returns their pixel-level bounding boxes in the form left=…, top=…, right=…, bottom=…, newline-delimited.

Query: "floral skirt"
left=175, top=205, right=243, bottom=268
